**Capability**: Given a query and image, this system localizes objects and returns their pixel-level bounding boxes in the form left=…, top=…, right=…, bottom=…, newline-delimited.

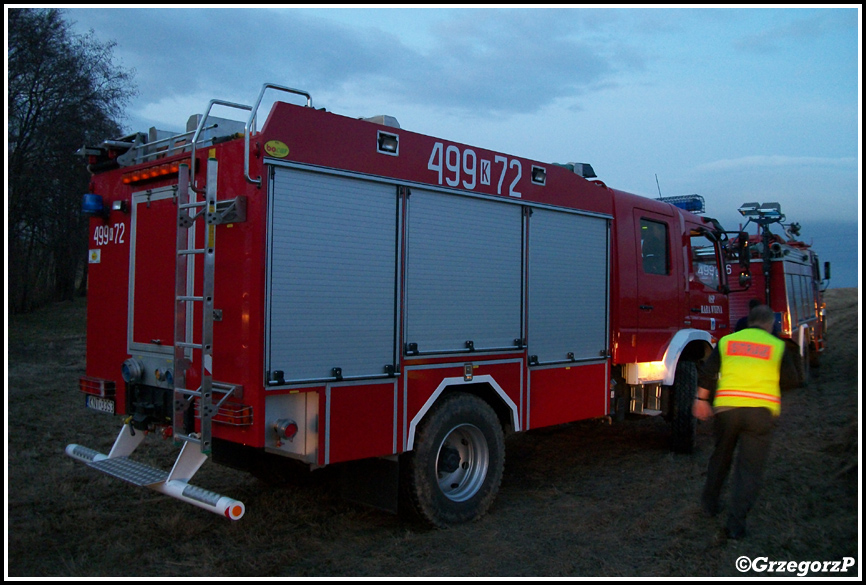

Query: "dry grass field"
left=6, top=288, right=860, bottom=577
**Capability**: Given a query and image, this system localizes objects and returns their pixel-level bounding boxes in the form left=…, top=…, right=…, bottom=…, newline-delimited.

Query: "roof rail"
left=244, top=83, right=313, bottom=186
left=188, top=99, right=253, bottom=193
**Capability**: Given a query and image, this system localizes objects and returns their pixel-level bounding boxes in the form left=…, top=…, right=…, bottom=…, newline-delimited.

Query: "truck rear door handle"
left=640, top=305, right=653, bottom=311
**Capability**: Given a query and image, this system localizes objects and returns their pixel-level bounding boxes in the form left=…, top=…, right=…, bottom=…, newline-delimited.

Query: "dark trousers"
left=702, top=407, right=775, bottom=535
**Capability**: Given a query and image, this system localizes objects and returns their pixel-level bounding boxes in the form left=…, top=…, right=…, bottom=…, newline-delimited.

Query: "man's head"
left=747, top=304, right=776, bottom=333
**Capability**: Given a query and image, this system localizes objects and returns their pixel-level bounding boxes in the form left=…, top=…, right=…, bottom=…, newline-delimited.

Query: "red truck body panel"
left=82, top=96, right=730, bottom=470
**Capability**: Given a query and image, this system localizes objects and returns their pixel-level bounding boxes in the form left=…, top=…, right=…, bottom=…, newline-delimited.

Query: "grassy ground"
left=5, top=289, right=860, bottom=577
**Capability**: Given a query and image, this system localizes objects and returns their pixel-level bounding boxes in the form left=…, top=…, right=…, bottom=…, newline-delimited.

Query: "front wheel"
left=800, top=343, right=811, bottom=387
left=787, top=338, right=810, bottom=388
left=401, top=392, right=505, bottom=527
left=669, top=360, right=697, bottom=454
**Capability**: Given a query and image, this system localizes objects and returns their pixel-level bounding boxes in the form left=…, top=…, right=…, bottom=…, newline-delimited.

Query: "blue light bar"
left=658, top=194, right=705, bottom=213
left=82, top=193, right=106, bottom=216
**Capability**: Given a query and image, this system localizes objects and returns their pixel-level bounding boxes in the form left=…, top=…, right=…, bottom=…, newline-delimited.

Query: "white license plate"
left=86, top=395, right=115, bottom=414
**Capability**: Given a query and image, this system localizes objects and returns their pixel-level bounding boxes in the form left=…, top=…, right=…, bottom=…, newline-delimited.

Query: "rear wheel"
left=669, top=360, right=697, bottom=454
left=401, top=392, right=505, bottom=527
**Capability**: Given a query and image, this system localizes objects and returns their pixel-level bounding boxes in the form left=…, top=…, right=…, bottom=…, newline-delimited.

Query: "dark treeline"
left=8, top=8, right=135, bottom=313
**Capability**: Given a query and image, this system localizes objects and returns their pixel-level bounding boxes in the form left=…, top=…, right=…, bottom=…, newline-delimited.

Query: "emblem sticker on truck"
left=264, top=140, right=289, bottom=158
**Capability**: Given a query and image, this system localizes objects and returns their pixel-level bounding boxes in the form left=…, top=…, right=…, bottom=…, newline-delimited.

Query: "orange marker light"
left=120, top=158, right=190, bottom=185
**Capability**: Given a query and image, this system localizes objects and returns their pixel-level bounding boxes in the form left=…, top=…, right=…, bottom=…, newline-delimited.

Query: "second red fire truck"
left=67, top=82, right=749, bottom=526
left=726, top=202, right=830, bottom=383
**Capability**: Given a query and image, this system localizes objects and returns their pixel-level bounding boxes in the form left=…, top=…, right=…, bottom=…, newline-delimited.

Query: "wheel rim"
left=435, top=423, right=489, bottom=502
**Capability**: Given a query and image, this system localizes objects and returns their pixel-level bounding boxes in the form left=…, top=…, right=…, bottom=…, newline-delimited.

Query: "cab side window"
left=690, top=233, right=719, bottom=289
left=640, top=219, right=669, bottom=275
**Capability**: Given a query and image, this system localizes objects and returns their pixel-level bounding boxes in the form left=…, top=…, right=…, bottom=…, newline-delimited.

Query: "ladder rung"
left=173, top=156, right=219, bottom=456
left=173, top=432, right=202, bottom=445
left=175, top=341, right=203, bottom=350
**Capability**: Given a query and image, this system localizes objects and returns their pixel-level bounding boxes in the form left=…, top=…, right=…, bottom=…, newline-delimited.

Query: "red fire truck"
left=727, top=202, right=830, bottom=382
left=67, top=83, right=744, bottom=526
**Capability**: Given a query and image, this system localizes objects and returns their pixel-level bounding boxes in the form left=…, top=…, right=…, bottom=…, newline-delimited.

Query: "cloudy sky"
left=63, top=6, right=860, bottom=287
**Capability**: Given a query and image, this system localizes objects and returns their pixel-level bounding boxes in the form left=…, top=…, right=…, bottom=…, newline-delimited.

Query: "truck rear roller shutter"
left=405, top=189, right=523, bottom=354
left=267, top=168, right=397, bottom=383
left=528, top=209, right=609, bottom=364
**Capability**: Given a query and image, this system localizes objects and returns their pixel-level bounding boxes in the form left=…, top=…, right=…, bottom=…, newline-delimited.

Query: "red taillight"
left=79, top=376, right=116, bottom=397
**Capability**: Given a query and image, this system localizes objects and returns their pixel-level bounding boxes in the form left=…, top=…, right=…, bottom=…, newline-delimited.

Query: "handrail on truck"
left=189, top=99, right=253, bottom=193
left=244, top=83, right=313, bottom=186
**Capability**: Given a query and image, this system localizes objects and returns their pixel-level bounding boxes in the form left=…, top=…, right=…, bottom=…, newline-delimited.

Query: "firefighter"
left=693, top=304, right=802, bottom=539
left=734, top=298, right=760, bottom=332
left=735, top=297, right=780, bottom=335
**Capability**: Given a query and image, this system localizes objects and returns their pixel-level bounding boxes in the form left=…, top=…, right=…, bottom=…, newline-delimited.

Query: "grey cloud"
left=68, top=9, right=405, bottom=109
left=250, top=8, right=635, bottom=116
left=68, top=8, right=641, bottom=121
left=695, top=155, right=857, bottom=173
left=732, top=10, right=854, bottom=54
left=374, top=9, right=634, bottom=114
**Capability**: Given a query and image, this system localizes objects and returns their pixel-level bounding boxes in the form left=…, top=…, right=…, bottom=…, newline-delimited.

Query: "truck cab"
left=611, top=191, right=729, bottom=366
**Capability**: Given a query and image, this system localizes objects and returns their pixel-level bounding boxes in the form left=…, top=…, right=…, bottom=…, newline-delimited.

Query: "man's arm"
left=779, top=345, right=804, bottom=390
left=693, top=346, right=721, bottom=420
left=697, top=345, right=721, bottom=396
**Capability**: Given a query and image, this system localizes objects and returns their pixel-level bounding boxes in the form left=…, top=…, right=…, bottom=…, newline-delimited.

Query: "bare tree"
left=8, top=8, right=136, bottom=313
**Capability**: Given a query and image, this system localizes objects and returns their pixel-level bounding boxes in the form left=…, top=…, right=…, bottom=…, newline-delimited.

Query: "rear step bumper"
left=66, top=424, right=244, bottom=520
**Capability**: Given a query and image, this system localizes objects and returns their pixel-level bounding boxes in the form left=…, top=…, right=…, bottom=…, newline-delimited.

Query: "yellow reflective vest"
left=714, top=327, right=785, bottom=416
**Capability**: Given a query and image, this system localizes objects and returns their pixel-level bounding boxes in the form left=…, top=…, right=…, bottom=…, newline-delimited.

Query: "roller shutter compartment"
left=405, top=190, right=523, bottom=354
left=528, top=209, right=609, bottom=365
left=267, top=168, right=398, bottom=383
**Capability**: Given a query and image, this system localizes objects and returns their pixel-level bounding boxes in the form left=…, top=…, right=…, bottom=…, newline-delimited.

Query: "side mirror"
left=737, top=233, right=750, bottom=266
left=823, top=261, right=831, bottom=281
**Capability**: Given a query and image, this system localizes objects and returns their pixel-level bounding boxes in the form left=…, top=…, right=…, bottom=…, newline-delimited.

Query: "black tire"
left=669, top=360, right=697, bottom=454
left=401, top=392, right=505, bottom=527
left=611, top=370, right=628, bottom=423
left=787, top=338, right=809, bottom=389
left=801, top=342, right=811, bottom=387
left=808, top=341, right=821, bottom=369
